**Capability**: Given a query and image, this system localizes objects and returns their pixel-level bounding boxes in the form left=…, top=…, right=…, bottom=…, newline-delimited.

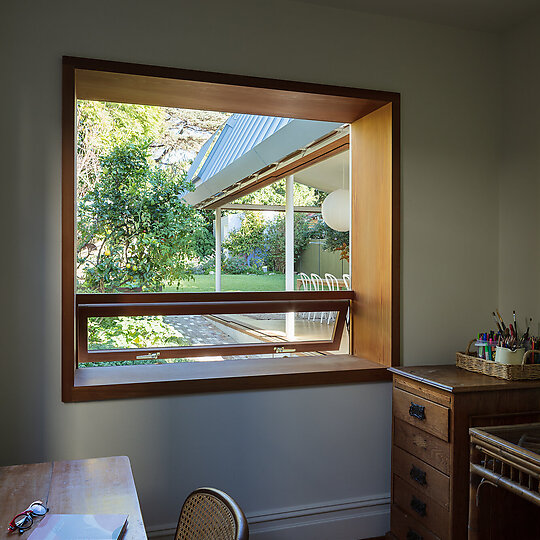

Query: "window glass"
left=76, top=101, right=350, bottom=296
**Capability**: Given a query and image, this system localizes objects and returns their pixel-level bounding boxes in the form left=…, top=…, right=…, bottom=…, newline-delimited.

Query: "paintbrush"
left=492, top=312, right=503, bottom=333
left=496, top=309, right=506, bottom=331
left=523, top=318, right=531, bottom=341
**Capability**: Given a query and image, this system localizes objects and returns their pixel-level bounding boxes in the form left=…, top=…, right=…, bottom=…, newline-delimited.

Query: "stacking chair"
left=175, top=487, right=249, bottom=540
left=325, top=273, right=339, bottom=291
left=342, top=273, right=351, bottom=333
left=324, top=273, right=340, bottom=324
left=309, top=273, right=325, bottom=291
left=298, top=272, right=311, bottom=291
left=297, top=272, right=312, bottom=318
left=310, top=273, right=327, bottom=322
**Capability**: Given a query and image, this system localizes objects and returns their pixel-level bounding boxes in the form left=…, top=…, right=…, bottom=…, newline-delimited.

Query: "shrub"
left=222, top=256, right=249, bottom=274
left=223, top=212, right=266, bottom=260
left=264, top=214, right=314, bottom=273
left=193, top=256, right=216, bottom=275
left=312, top=219, right=350, bottom=261
left=88, top=315, right=188, bottom=349
left=82, top=315, right=191, bottom=367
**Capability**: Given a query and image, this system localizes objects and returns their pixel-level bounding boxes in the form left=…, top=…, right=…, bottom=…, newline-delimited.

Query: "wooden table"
left=0, top=456, right=146, bottom=539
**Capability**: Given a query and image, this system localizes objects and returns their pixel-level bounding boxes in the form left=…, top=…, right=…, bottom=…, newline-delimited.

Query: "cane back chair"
left=175, top=487, right=249, bottom=540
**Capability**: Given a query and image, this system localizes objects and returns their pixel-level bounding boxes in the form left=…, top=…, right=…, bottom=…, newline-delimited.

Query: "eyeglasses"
left=7, top=501, right=49, bottom=534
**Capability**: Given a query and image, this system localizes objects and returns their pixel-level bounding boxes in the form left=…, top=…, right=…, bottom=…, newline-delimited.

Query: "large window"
left=62, top=57, right=400, bottom=402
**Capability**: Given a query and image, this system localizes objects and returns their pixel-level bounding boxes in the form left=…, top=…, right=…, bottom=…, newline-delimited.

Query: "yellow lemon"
left=104, top=250, right=111, bottom=256
left=133, top=265, right=138, bottom=271
left=126, top=263, right=131, bottom=268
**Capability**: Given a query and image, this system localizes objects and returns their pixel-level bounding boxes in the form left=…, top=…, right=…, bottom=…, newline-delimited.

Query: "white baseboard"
left=146, top=494, right=390, bottom=540
left=146, top=523, right=178, bottom=539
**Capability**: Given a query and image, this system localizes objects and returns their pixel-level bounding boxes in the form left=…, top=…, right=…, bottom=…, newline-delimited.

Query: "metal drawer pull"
left=409, top=402, right=426, bottom=420
left=410, top=496, right=427, bottom=517
left=410, top=464, right=427, bottom=486
left=407, top=529, right=423, bottom=540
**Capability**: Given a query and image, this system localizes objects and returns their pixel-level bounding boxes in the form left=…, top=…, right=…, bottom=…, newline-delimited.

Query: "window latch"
left=135, top=352, right=161, bottom=360
left=274, top=347, right=296, bottom=354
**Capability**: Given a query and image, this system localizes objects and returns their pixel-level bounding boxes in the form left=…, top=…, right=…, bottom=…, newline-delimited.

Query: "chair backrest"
left=175, top=487, right=249, bottom=540
left=310, top=273, right=325, bottom=291
left=324, top=273, right=339, bottom=291
left=298, top=272, right=311, bottom=291
left=342, top=273, right=351, bottom=290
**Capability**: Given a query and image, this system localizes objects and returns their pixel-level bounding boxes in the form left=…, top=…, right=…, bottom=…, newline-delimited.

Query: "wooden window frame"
left=77, top=291, right=350, bottom=363
left=62, top=56, right=400, bottom=402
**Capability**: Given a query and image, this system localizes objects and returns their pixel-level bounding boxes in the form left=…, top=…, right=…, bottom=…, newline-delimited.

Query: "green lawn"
left=165, top=273, right=286, bottom=293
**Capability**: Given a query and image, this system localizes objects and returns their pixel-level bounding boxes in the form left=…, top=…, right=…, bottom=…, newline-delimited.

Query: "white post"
left=215, top=208, right=222, bottom=292
left=285, top=175, right=294, bottom=291
left=285, top=175, right=294, bottom=341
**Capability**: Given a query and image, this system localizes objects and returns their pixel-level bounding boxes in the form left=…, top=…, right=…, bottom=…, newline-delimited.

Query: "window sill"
left=68, top=355, right=391, bottom=402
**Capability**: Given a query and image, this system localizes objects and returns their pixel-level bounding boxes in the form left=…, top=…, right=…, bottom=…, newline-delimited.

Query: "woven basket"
left=456, top=339, right=540, bottom=380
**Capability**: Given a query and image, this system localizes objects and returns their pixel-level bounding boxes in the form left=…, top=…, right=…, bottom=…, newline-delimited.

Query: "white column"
left=285, top=175, right=294, bottom=291
left=215, top=208, right=222, bottom=292
left=285, top=175, right=294, bottom=341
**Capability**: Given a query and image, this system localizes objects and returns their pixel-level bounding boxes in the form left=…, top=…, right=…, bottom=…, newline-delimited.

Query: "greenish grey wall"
left=1, top=0, right=503, bottom=538
left=498, top=16, right=540, bottom=330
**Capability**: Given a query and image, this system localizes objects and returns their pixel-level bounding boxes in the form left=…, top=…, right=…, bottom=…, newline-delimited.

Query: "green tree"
left=77, top=100, right=165, bottom=198
left=223, top=212, right=267, bottom=262
left=312, top=220, right=350, bottom=261
left=264, top=214, right=315, bottom=272
left=78, top=143, right=204, bottom=292
left=238, top=178, right=326, bottom=206
left=190, top=208, right=215, bottom=259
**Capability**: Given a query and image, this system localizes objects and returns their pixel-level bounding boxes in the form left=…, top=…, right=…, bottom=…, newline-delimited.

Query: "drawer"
left=394, top=418, right=450, bottom=475
left=393, top=446, right=449, bottom=508
left=394, top=376, right=451, bottom=407
left=393, top=475, right=449, bottom=540
left=393, top=387, right=450, bottom=441
left=391, top=504, right=441, bottom=540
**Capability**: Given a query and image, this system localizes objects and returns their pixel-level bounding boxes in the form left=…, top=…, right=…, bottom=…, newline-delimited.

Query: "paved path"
left=163, top=314, right=268, bottom=361
left=164, top=315, right=234, bottom=346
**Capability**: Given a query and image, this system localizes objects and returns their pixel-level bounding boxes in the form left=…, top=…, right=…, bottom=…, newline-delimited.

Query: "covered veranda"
left=183, top=113, right=351, bottom=293
left=181, top=112, right=352, bottom=353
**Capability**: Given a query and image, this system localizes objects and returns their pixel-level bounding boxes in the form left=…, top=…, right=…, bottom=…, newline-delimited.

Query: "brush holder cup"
left=495, top=346, right=525, bottom=365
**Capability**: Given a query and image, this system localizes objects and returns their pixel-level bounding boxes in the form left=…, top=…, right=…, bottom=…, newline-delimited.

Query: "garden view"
left=76, top=101, right=349, bottom=365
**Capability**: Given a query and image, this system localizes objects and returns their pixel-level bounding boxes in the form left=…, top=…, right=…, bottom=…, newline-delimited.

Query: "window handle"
left=135, top=352, right=160, bottom=360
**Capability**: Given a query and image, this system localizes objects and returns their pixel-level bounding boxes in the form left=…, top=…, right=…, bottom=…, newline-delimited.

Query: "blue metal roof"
left=184, top=113, right=342, bottom=206
left=187, top=114, right=293, bottom=184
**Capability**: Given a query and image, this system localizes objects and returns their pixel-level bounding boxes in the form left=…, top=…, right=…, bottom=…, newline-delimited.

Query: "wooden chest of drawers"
left=388, top=365, right=540, bottom=540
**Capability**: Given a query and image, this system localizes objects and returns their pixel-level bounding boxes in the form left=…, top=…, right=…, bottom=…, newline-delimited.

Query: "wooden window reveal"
left=62, top=56, right=400, bottom=402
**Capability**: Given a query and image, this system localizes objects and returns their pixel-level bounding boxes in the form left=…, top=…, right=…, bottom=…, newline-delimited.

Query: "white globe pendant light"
left=321, top=189, right=350, bottom=232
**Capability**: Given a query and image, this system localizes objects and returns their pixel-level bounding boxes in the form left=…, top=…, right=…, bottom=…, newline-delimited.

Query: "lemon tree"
left=78, top=143, right=212, bottom=292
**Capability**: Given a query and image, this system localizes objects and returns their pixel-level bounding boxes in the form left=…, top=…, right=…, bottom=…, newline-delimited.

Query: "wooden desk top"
left=0, top=456, right=146, bottom=539
left=388, top=364, right=540, bottom=393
